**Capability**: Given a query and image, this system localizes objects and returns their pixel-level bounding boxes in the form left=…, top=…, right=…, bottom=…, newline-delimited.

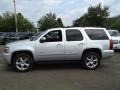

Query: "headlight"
left=5, top=47, right=9, bottom=53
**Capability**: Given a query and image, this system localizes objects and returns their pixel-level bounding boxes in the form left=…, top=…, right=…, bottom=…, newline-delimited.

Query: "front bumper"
left=102, top=50, right=114, bottom=59
left=113, top=44, right=120, bottom=50
left=3, top=53, right=11, bottom=65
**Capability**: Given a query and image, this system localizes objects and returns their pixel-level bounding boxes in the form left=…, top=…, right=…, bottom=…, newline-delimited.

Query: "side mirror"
left=40, top=37, right=46, bottom=43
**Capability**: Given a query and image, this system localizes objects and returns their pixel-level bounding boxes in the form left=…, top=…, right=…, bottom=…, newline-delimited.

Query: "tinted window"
left=44, top=30, right=62, bottom=42
left=66, top=29, right=83, bottom=41
left=85, top=29, right=109, bottom=40
left=108, top=31, right=120, bottom=37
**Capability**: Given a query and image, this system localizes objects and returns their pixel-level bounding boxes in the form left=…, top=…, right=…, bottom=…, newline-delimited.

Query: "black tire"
left=12, top=54, right=33, bottom=72
left=81, top=52, right=100, bottom=70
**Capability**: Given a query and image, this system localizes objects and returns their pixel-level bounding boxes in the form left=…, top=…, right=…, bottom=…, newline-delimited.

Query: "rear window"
left=85, top=29, right=109, bottom=40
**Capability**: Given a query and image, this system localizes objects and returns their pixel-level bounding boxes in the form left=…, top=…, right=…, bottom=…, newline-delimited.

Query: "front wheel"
left=12, top=54, right=33, bottom=72
left=81, top=52, right=100, bottom=70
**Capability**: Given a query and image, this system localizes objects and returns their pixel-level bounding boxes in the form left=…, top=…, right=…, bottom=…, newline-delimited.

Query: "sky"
left=0, top=0, right=120, bottom=26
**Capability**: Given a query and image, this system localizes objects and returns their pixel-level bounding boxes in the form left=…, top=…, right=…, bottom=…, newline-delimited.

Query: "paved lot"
left=0, top=46, right=120, bottom=90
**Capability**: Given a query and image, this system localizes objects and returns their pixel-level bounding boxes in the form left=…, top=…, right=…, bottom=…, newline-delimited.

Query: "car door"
left=36, top=30, right=65, bottom=61
left=64, top=29, right=86, bottom=60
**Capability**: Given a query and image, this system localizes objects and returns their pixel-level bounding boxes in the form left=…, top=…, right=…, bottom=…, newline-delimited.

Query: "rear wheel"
left=12, top=54, right=33, bottom=72
left=81, top=52, right=100, bottom=70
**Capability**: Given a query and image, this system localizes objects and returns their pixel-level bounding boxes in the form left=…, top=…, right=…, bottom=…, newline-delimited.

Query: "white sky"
left=0, top=0, right=120, bottom=26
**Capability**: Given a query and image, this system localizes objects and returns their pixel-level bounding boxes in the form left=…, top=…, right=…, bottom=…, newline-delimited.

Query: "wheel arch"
left=11, top=50, right=34, bottom=64
left=82, top=48, right=102, bottom=59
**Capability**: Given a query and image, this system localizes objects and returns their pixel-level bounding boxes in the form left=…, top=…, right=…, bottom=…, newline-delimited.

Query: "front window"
left=43, top=30, right=62, bottom=42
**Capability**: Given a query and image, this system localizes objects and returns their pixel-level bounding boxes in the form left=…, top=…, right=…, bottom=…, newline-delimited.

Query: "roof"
left=48, top=27, right=106, bottom=30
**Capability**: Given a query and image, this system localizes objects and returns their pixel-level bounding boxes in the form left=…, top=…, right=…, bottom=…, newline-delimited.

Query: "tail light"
left=110, top=39, right=113, bottom=50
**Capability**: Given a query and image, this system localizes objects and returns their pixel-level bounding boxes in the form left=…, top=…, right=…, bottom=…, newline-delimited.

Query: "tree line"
left=0, top=12, right=34, bottom=32
left=0, top=3, right=120, bottom=32
left=73, top=4, right=120, bottom=31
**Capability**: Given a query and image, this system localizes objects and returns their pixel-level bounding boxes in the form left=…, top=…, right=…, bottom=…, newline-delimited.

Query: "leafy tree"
left=105, top=15, right=120, bottom=30
left=0, top=12, right=34, bottom=32
left=0, top=12, right=15, bottom=32
left=17, top=13, right=34, bottom=32
left=87, top=4, right=109, bottom=26
left=57, top=18, right=64, bottom=27
left=0, top=15, right=5, bottom=31
left=37, top=13, right=63, bottom=31
left=112, top=18, right=120, bottom=31
left=73, top=4, right=109, bottom=27
left=73, top=14, right=89, bottom=27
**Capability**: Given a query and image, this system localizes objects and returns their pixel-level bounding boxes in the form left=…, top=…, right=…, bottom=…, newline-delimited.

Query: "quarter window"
left=85, top=29, right=109, bottom=40
left=66, top=29, right=83, bottom=41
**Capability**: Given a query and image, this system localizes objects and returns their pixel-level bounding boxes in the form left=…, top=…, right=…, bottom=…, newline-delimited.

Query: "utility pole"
left=13, top=0, right=18, bottom=32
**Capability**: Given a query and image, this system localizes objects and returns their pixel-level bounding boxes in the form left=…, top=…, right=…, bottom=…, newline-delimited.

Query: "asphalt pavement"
left=0, top=46, right=120, bottom=90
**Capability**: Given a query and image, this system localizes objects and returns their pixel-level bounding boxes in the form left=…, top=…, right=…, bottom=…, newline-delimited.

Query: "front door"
left=36, top=30, right=65, bottom=61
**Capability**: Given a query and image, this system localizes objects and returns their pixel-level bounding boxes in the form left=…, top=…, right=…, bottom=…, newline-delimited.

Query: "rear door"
left=64, top=29, right=86, bottom=60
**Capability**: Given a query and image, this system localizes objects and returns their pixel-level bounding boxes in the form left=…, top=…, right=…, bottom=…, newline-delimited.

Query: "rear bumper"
left=102, top=50, right=114, bottom=59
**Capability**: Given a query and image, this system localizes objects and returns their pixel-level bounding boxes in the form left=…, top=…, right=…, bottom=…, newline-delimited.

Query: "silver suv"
left=3, top=27, right=114, bottom=72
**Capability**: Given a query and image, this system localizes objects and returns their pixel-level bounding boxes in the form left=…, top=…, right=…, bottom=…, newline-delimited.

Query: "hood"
left=111, top=36, right=120, bottom=40
left=6, top=39, right=34, bottom=47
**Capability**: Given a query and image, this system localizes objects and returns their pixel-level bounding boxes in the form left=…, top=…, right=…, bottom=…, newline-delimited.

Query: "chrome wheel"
left=16, top=57, right=30, bottom=71
left=86, top=55, right=98, bottom=69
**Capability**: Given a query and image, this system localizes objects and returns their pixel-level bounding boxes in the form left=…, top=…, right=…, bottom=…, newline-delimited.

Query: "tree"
left=112, top=18, right=120, bottom=31
left=17, top=13, right=34, bottom=32
left=57, top=18, right=64, bottom=27
left=73, top=4, right=109, bottom=27
left=0, top=12, right=34, bottom=32
left=37, top=13, right=63, bottom=31
left=0, top=12, right=15, bottom=32
left=105, top=15, right=120, bottom=30
left=73, top=14, right=89, bottom=27
left=0, top=15, right=5, bottom=31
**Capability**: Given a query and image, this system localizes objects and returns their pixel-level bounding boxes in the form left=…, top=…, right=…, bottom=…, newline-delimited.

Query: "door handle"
left=56, top=44, right=62, bottom=47
left=78, top=43, right=84, bottom=46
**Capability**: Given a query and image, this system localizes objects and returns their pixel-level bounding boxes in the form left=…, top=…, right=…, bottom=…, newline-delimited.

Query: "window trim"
left=65, top=29, right=84, bottom=42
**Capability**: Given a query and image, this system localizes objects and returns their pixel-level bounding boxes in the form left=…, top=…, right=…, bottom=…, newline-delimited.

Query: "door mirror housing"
left=40, top=37, right=46, bottom=43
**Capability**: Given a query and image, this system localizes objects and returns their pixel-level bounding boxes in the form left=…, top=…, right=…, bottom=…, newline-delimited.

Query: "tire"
left=12, top=54, right=33, bottom=72
left=81, top=52, right=100, bottom=70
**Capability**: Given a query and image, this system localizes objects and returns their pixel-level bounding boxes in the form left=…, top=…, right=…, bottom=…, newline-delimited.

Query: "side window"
left=44, top=30, right=62, bottom=42
left=66, top=29, right=83, bottom=41
left=85, top=29, right=109, bottom=40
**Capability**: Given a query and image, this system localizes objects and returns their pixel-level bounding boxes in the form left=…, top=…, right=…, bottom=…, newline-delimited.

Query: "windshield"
left=30, top=31, right=46, bottom=41
left=108, top=31, right=120, bottom=37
